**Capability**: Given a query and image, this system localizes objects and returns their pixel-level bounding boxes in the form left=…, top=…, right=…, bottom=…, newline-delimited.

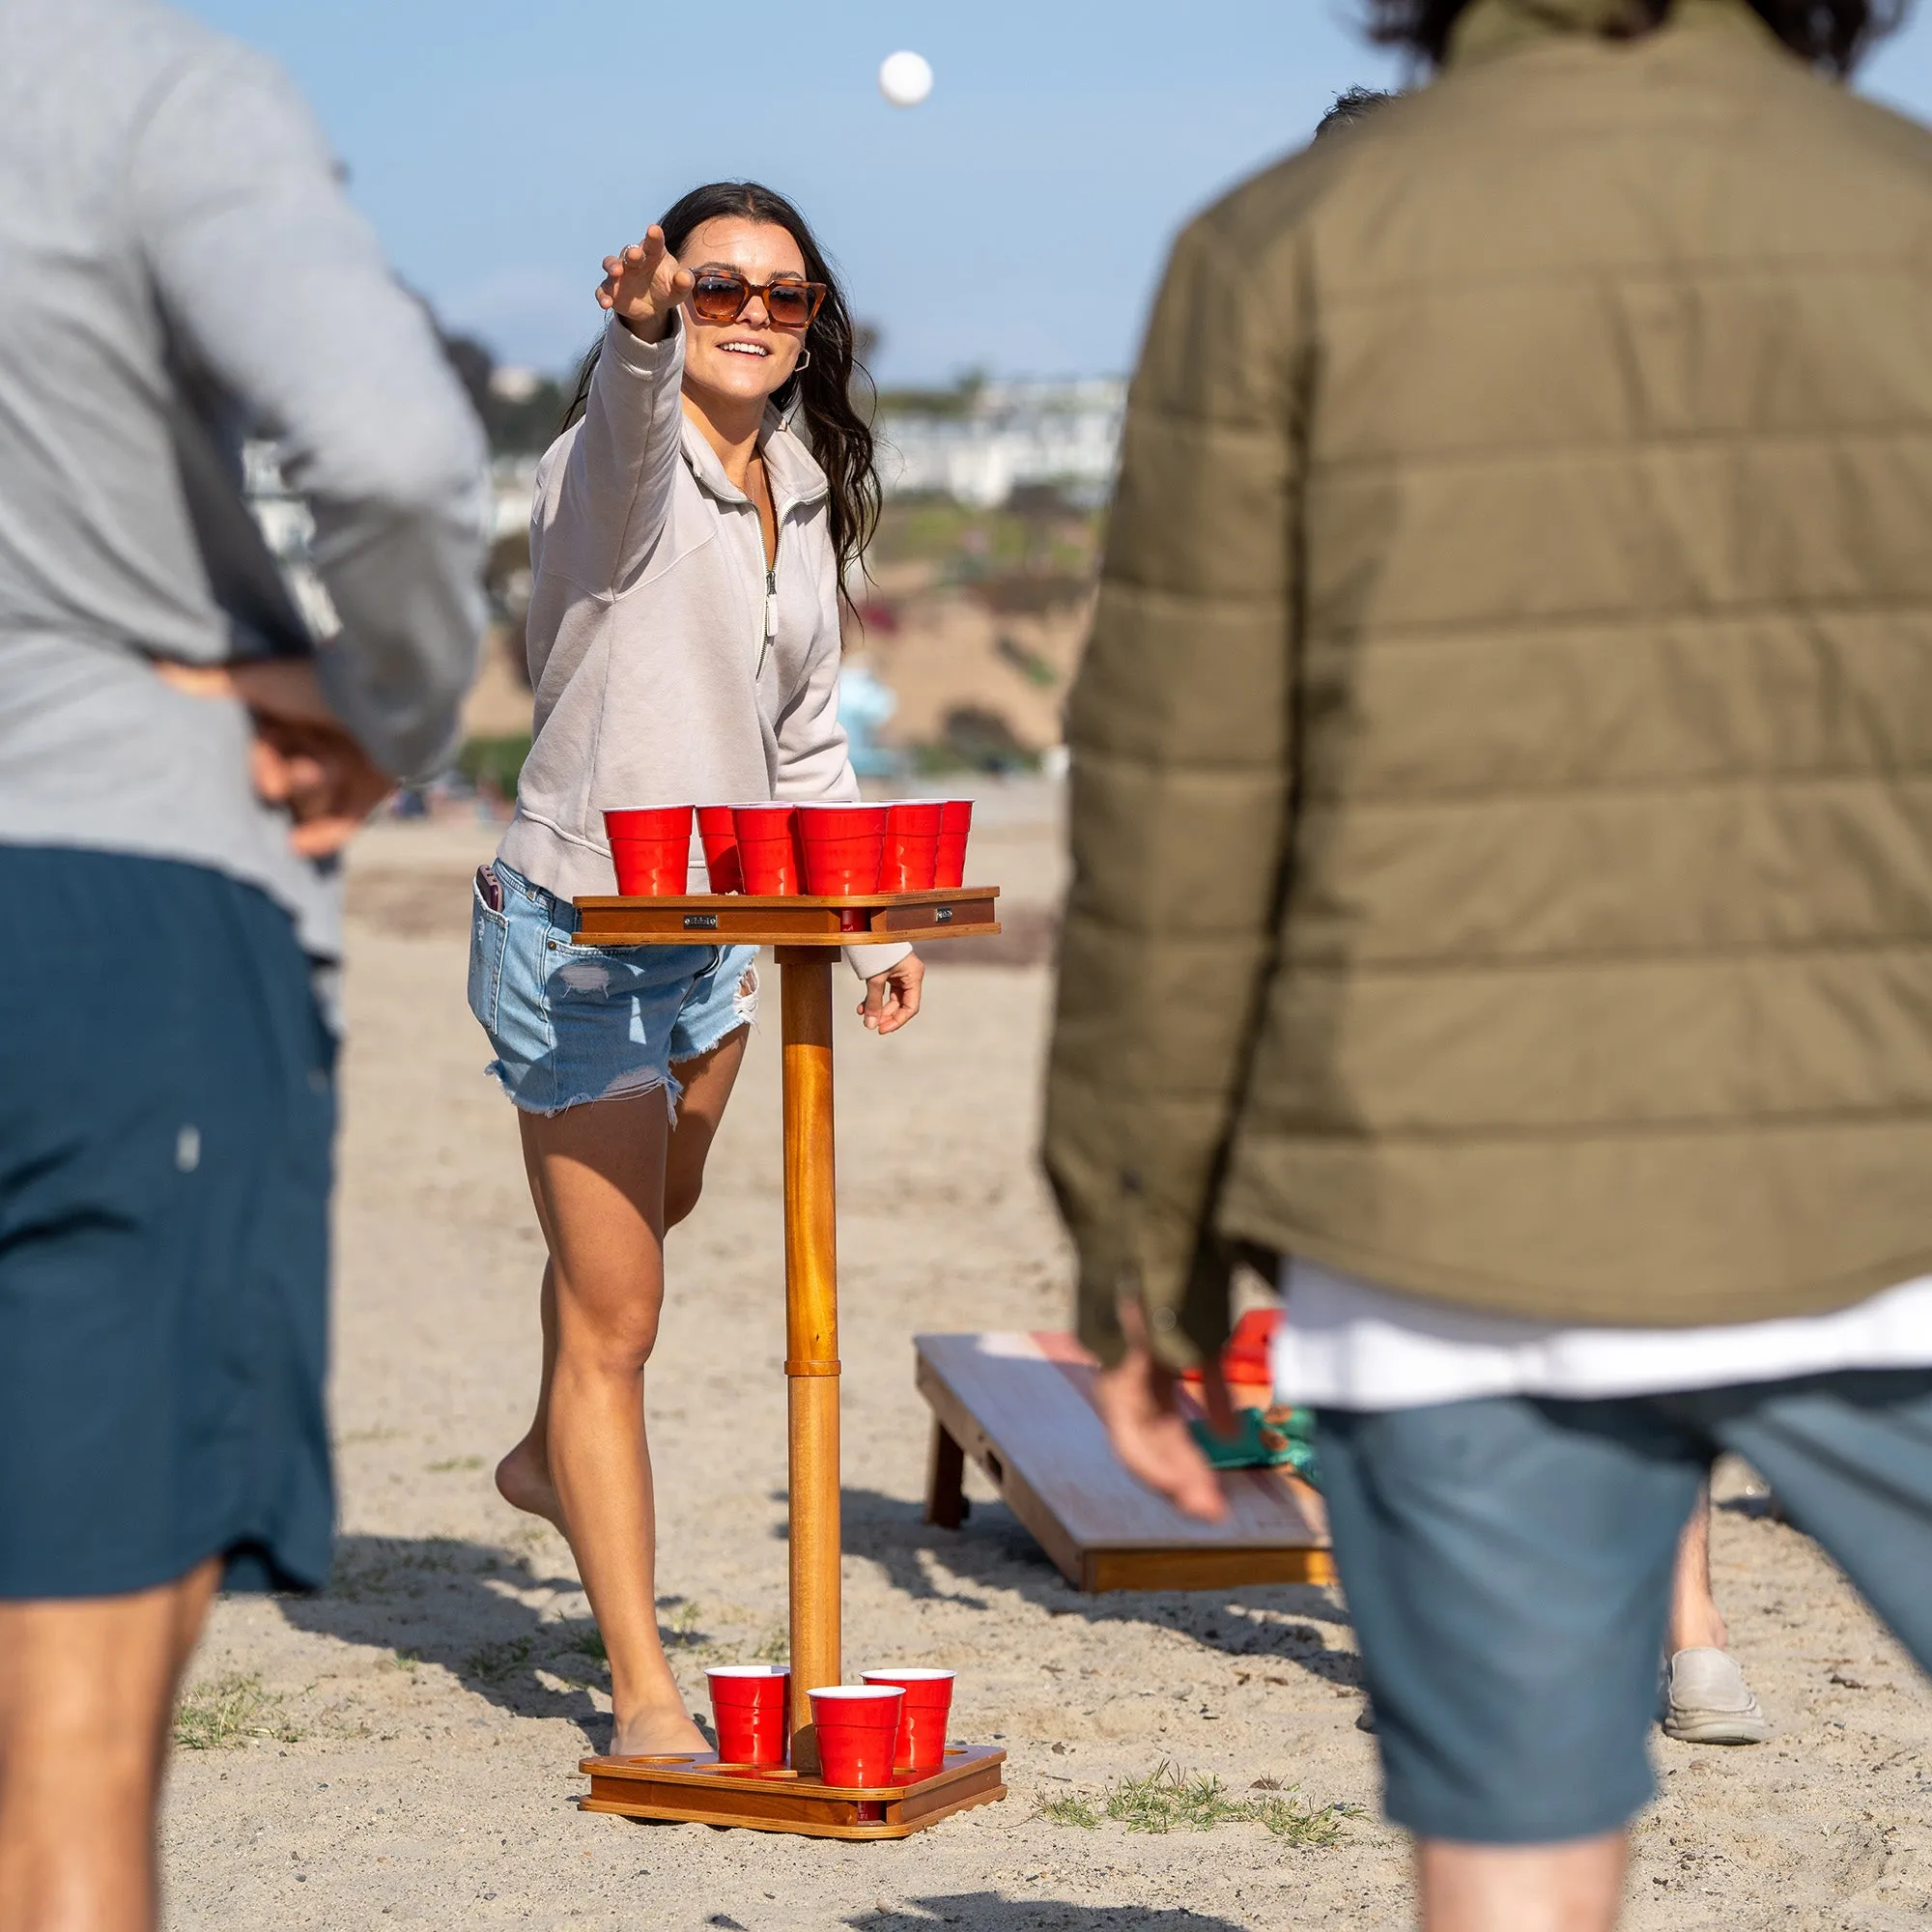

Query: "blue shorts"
left=468, top=861, right=759, bottom=1117
left=1316, top=1371, right=1932, bottom=1845
left=0, top=847, right=336, bottom=1599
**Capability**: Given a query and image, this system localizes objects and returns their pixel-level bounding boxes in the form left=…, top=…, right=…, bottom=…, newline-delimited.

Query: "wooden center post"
left=777, top=949, right=839, bottom=1773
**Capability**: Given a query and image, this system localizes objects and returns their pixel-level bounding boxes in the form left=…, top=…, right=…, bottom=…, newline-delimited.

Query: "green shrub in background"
left=459, top=733, right=531, bottom=798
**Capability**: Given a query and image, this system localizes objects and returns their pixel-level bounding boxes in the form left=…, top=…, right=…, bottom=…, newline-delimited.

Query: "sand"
left=159, top=800, right=1931, bottom=1931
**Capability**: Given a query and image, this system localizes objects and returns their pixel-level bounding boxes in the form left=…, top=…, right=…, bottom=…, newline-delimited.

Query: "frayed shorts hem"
left=469, top=862, right=759, bottom=1122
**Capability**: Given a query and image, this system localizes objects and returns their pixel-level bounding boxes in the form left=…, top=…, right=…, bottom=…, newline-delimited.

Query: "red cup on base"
left=705, top=1664, right=789, bottom=1769
left=696, top=805, right=742, bottom=894
left=795, top=803, right=888, bottom=896
left=808, top=1684, right=903, bottom=1789
left=732, top=804, right=800, bottom=896
left=880, top=801, right=943, bottom=893
left=935, top=799, right=973, bottom=889
left=859, top=1667, right=955, bottom=1776
left=604, top=806, right=694, bottom=896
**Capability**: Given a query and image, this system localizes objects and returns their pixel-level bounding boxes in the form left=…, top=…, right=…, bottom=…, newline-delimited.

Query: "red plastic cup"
left=732, top=803, right=800, bottom=896
left=706, top=1664, right=789, bottom=1769
left=795, top=803, right=888, bottom=896
left=860, top=1668, right=955, bottom=1776
left=935, top=799, right=973, bottom=889
left=604, top=806, right=694, bottom=896
left=879, top=801, right=943, bottom=893
left=696, top=805, right=742, bottom=894
left=808, top=1685, right=903, bottom=1789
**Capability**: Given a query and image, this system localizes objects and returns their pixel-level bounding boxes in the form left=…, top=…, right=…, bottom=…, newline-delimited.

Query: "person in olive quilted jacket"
left=1046, top=4, right=1932, bottom=1924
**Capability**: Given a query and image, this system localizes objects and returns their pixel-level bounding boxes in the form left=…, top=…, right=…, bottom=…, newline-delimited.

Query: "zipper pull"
left=758, top=565, right=777, bottom=677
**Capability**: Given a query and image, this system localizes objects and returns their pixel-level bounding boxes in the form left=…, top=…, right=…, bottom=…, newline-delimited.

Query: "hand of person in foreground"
left=155, top=659, right=392, bottom=858
left=859, top=952, right=924, bottom=1035
left=598, top=224, right=695, bottom=345
left=1092, top=1301, right=1236, bottom=1524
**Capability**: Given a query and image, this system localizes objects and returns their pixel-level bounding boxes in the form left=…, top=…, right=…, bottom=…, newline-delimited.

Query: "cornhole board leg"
left=924, top=1419, right=968, bottom=1530
left=915, top=1332, right=1335, bottom=1594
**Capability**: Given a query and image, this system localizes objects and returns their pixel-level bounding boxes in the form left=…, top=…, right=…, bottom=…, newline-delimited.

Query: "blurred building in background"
left=873, top=378, right=1125, bottom=510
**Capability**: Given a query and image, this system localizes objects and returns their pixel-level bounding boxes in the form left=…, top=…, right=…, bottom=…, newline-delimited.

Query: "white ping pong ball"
left=878, top=50, right=934, bottom=109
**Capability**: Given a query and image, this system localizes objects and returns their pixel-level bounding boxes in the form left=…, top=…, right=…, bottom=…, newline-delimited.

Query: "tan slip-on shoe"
left=1662, top=1646, right=1772, bottom=1745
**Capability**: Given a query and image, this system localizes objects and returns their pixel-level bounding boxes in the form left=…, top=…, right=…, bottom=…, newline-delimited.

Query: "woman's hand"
left=859, top=952, right=924, bottom=1036
left=596, top=225, right=695, bottom=344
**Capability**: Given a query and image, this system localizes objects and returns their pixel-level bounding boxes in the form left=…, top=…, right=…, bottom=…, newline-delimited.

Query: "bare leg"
left=496, top=1026, right=749, bottom=1531
left=494, top=1256, right=565, bottom=1529
left=1662, top=1481, right=1768, bottom=1740
left=1418, top=1834, right=1627, bottom=1932
left=1667, top=1485, right=1727, bottom=1653
left=0, top=1558, right=220, bottom=1932
left=506, top=1024, right=751, bottom=1755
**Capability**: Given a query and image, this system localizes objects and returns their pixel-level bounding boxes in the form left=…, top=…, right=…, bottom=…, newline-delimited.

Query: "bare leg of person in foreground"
left=1669, top=1491, right=1728, bottom=1652
left=1418, top=1835, right=1627, bottom=1932
left=496, top=1028, right=749, bottom=1754
left=0, top=1558, right=220, bottom=1932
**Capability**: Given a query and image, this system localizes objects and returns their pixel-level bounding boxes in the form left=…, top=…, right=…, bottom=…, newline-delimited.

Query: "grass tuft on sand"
left=1038, top=1760, right=1358, bottom=1843
left=464, top=1637, right=532, bottom=1684
left=174, top=1673, right=300, bottom=1750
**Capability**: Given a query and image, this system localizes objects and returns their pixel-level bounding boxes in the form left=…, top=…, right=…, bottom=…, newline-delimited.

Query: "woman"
left=467, top=181, right=922, bottom=1755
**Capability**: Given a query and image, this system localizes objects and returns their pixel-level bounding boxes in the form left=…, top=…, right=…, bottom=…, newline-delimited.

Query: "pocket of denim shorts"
left=467, top=875, right=510, bottom=1035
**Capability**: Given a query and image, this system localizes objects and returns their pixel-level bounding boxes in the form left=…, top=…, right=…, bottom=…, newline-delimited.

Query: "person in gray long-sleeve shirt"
left=0, top=2, right=485, bottom=1923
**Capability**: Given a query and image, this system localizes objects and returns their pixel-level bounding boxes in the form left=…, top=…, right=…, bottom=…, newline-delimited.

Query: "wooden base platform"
left=579, top=1746, right=1008, bottom=1840
left=917, top=1331, right=1334, bottom=1593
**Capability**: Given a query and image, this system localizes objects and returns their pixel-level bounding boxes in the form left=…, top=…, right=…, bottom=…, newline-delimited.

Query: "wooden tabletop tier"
left=573, top=886, right=1001, bottom=948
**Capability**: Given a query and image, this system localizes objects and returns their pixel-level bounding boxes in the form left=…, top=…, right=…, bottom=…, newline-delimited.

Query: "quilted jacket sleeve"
left=1042, top=210, right=1309, bottom=1372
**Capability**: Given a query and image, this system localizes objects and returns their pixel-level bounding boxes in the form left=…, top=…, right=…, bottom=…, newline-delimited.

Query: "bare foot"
left=495, top=1437, right=566, bottom=1532
left=611, top=1703, right=711, bottom=1758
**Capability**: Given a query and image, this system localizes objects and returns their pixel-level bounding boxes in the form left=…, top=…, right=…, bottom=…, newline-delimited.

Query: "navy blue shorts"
left=1317, top=1372, right=1932, bottom=1845
left=0, top=846, right=336, bottom=1599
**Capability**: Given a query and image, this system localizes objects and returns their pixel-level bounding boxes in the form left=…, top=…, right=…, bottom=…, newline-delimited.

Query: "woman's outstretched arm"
left=539, top=227, right=694, bottom=598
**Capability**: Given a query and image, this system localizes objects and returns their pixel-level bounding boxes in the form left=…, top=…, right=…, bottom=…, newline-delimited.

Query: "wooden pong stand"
left=569, top=886, right=1009, bottom=1839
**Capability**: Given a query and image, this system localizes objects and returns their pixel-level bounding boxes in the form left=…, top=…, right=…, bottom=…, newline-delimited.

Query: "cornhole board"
left=916, top=1331, right=1333, bottom=1594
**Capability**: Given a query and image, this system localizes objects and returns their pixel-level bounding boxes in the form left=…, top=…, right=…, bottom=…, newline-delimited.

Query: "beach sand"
left=159, top=804, right=1931, bottom=1931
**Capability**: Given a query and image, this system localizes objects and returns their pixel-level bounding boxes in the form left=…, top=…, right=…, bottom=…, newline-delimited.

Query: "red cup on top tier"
left=859, top=1667, right=954, bottom=1776
left=603, top=806, right=693, bottom=896
left=795, top=802, right=888, bottom=896
left=879, top=800, right=943, bottom=893
left=731, top=803, right=800, bottom=896
left=808, top=1684, right=904, bottom=1789
left=696, top=805, right=742, bottom=894
left=934, top=799, right=973, bottom=889
left=705, top=1664, right=789, bottom=1768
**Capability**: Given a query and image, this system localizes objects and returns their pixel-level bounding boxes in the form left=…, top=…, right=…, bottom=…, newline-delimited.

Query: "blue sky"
left=180, top=2, right=1932, bottom=385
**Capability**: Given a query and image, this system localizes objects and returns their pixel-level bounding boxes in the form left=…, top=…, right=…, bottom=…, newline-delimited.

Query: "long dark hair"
left=563, top=181, right=880, bottom=586
left=1364, top=0, right=1909, bottom=72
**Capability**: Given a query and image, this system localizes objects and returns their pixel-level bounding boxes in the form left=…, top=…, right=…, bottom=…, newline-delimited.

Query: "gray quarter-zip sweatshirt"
left=497, top=312, right=909, bottom=979
left=0, top=0, right=488, bottom=964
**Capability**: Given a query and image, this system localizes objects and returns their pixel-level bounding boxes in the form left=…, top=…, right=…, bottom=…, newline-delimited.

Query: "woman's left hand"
left=859, top=953, right=924, bottom=1035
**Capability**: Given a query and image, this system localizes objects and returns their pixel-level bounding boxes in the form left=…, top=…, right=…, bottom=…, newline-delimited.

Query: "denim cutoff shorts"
left=467, top=862, right=758, bottom=1117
